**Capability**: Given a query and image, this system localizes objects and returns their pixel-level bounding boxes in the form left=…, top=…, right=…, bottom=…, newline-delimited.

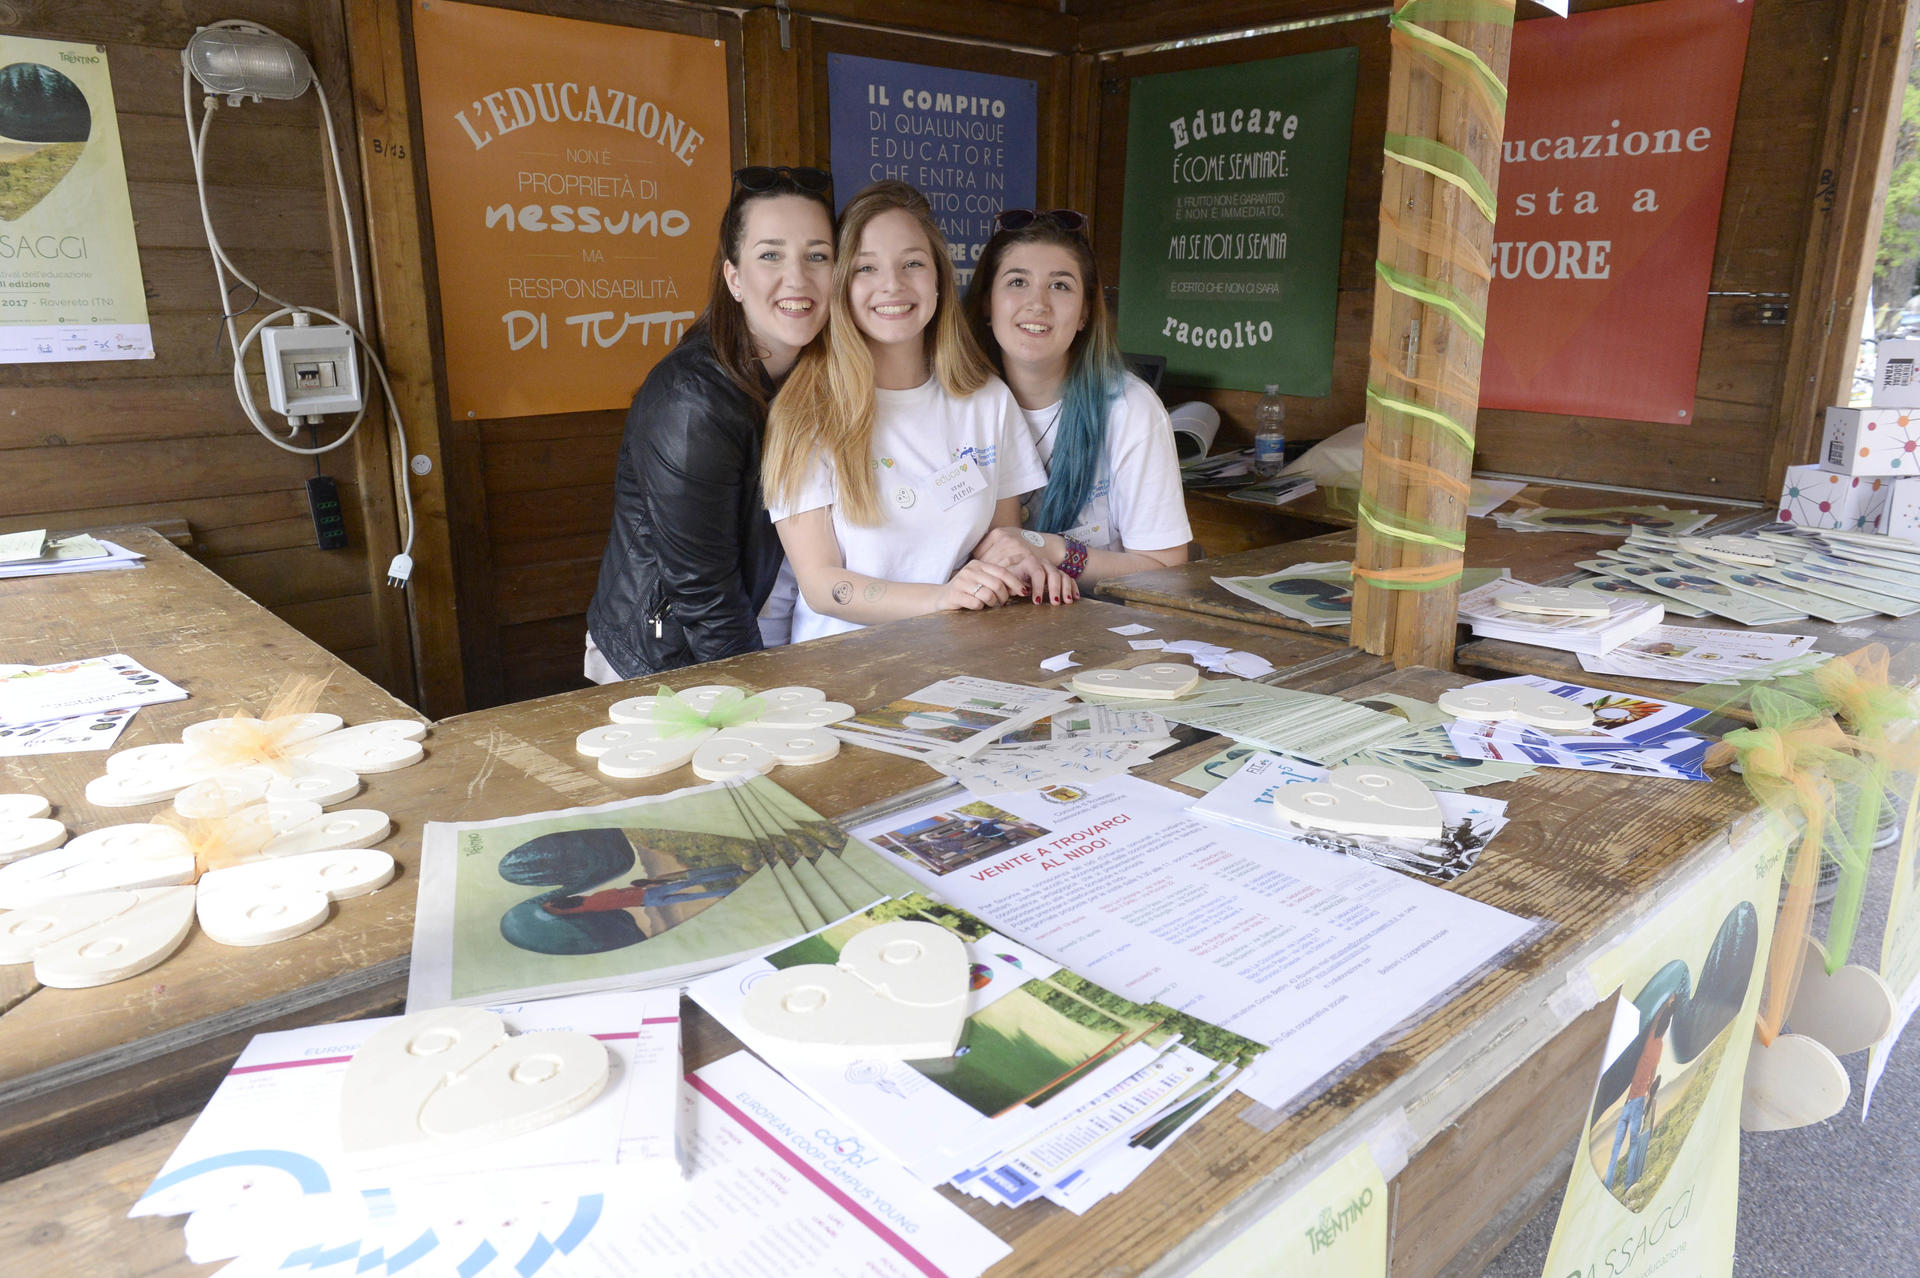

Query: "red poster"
left=1480, top=0, right=1752, bottom=422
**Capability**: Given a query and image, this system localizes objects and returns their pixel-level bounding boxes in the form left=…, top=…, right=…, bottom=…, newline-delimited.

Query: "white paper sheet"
left=852, top=776, right=1534, bottom=1111
left=0, top=652, right=186, bottom=727
left=0, top=704, right=136, bottom=756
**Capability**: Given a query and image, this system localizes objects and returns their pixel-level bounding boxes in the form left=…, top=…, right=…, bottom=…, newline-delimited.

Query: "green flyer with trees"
left=1117, top=47, right=1357, bottom=394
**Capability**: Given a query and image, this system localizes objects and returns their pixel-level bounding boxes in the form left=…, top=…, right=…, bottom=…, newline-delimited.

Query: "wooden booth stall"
left=0, top=0, right=1916, bottom=1276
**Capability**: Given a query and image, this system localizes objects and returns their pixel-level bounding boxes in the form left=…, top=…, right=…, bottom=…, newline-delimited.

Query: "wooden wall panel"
left=0, top=1, right=411, bottom=700
left=1089, top=0, right=1850, bottom=501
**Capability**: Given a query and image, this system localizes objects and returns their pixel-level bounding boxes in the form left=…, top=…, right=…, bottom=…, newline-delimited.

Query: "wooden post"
left=1350, top=0, right=1513, bottom=670
left=341, top=0, right=467, bottom=716
left=1765, top=0, right=1920, bottom=498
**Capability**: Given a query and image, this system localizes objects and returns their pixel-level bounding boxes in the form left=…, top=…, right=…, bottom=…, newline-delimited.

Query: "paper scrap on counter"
left=0, top=705, right=137, bottom=756
left=853, top=775, right=1534, bottom=1113
left=0, top=529, right=48, bottom=562
left=1466, top=478, right=1528, bottom=518
left=1129, top=638, right=1168, bottom=650
left=1109, top=623, right=1155, bottom=636
left=0, top=653, right=187, bottom=728
left=1040, top=651, right=1079, bottom=672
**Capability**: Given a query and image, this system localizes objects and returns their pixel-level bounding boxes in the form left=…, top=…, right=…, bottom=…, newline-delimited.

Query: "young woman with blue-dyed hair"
left=964, top=210, right=1191, bottom=586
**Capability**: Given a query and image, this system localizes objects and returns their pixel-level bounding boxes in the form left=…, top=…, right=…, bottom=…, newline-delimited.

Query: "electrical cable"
left=181, top=19, right=415, bottom=583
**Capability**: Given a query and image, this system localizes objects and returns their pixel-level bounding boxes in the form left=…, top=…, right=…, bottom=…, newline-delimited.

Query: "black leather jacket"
left=585, top=328, right=784, bottom=679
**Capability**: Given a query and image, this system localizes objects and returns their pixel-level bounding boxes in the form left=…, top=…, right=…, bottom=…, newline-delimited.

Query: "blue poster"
left=827, top=53, right=1038, bottom=288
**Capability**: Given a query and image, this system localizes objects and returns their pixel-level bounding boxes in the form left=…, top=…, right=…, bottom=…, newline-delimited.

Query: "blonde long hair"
left=764, top=181, right=992, bottom=526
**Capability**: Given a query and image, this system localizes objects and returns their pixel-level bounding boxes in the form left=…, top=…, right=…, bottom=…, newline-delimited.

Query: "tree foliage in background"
left=1874, top=42, right=1920, bottom=327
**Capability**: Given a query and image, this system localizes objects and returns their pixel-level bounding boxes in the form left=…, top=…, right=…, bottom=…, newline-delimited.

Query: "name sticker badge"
left=931, top=458, right=986, bottom=512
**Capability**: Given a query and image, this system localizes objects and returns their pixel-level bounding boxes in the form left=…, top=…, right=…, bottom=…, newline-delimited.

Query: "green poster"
left=1540, top=827, right=1785, bottom=1278
left=1116, top=48, right=1356, bottom=394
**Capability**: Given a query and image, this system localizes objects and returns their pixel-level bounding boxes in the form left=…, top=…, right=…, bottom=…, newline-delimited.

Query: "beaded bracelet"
left=1059, top=536, right=1089, bottom=580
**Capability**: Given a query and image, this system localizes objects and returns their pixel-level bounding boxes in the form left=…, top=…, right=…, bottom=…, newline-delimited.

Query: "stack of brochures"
left=1491, top=505, right=1715, bottom=536
left=1226, top=472, right=1317, bottom=507
left=1443, top=676, right=1713, bottom=781
left=831, top=676, right=1180, bottom=795
left=691, top=895, right=1271, bottom=1215
left=1577, top=624, right=1824, bottom=683
left=0, top=531, right=145, bottom=580
left=131, top=989, right=1013, bottom=1277
left=1456, top=577, right=1665, bottom=655
left=0, top=653, right=187, bottom=758
left=1564, top=525, right=1920, bottom=626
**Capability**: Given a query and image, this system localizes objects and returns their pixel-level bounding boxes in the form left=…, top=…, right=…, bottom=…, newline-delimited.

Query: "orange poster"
left=1480, top=0, right=1752, bottom=423
left=412, top=0, right=731, bottom=419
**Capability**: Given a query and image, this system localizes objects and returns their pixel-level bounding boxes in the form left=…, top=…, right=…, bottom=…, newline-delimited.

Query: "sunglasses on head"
left=994, top=208, right=1088, bottom=234
left=733, top=165, right=834, bottom=196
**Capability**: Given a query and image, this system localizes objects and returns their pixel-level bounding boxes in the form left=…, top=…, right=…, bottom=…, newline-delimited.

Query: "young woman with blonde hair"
left=964, top=209, right=1190, bottom=586
left=763, top=181, right=1068, bottom=642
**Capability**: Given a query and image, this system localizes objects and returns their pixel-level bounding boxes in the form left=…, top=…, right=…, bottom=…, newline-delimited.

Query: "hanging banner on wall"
left=0, top=36, right=152, bottom=364
left=1115, top=48, right=1356, bottom=395
left=413, top=0, right=731, bottom=420
left=825, top=53, right=1037, bottom=290
left=1480, top=0, right=1753, bottom=423
left=1539, top=828, right=1784, bottom=1278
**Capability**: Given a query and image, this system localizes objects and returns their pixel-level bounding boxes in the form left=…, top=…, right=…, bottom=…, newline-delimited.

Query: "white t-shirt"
left=768, top=375, right=1048, bottom=643
left=1021, top=373, right=1192, bottom=552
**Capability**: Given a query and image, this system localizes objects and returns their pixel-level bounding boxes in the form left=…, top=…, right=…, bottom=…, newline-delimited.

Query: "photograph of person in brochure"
left=1582, top=900, right=1758, bottom=1212
left=870, top=801, right=1050, bottom=875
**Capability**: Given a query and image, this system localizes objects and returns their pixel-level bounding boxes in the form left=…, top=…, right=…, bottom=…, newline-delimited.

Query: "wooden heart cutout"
left=596, top=733, right=708, bottom=779
left=197, top=847, right=396, bottom=946
left=1270, top=764, right=1443, bottom=839
left=296, top=736, right=424, bottom=775
left=339, top=1007, right=610, bottom=1160
left=691, top=736, right=777, bottom=781
left=6, top=886, right=195, bottom=988
left=1069, top=662, right=1201, bottom=700
left=755, top=700, right=856, bottom=727
left=1494, top=587, right=1613, bottom=617
left=0, top=825, right=195, bottom=910
left=0, top=888, right=139, bottom=964
left=740, top=920, right=968, bottom=1060
left=729, top=724, right=840, bottom=765
left=1741, top=1031, right=1850, bottom=1131
left=0, top=817, right=66, bottom=862
left=0, top=793, right=52, bottom=821
left=1786, top=937, right=1897, bottom=1057
left=260, top=808, right=391, bottom=859
left=1438, top=684, right=1596, bottom=732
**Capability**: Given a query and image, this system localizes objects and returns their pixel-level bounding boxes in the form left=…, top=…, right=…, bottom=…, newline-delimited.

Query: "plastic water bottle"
left=1253, top=384, right=1287, bottom=476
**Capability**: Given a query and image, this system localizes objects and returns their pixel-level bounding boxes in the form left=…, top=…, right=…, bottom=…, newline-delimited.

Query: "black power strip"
left=307, top=475, right=349, bottom=550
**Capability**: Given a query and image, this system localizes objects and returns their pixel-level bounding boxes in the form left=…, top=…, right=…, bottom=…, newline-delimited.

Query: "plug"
left=385, top=553, right=413, bottom=588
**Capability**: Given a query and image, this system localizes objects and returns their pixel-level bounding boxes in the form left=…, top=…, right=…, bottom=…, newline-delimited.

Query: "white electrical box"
left=262, top=321, right=364, bottom=417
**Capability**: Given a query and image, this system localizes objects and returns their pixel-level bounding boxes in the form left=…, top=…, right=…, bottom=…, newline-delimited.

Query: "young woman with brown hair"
left=585, top=166, right=835, bottom=681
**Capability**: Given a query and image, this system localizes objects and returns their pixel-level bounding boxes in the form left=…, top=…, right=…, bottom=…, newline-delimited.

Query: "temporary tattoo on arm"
left=862, top=582, right=886, bottom=603
left=832, top=580, right=854, bottom=605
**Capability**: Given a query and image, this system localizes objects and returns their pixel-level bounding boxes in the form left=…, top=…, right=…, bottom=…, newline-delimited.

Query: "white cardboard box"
left=1881, top=476, right=1920, bottom=544
left=1872, top=339, right=1920, bottom=408
left=1818, top=406, right=1920, bottom=475
left=1777, top=465, right=1888, bottom=531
